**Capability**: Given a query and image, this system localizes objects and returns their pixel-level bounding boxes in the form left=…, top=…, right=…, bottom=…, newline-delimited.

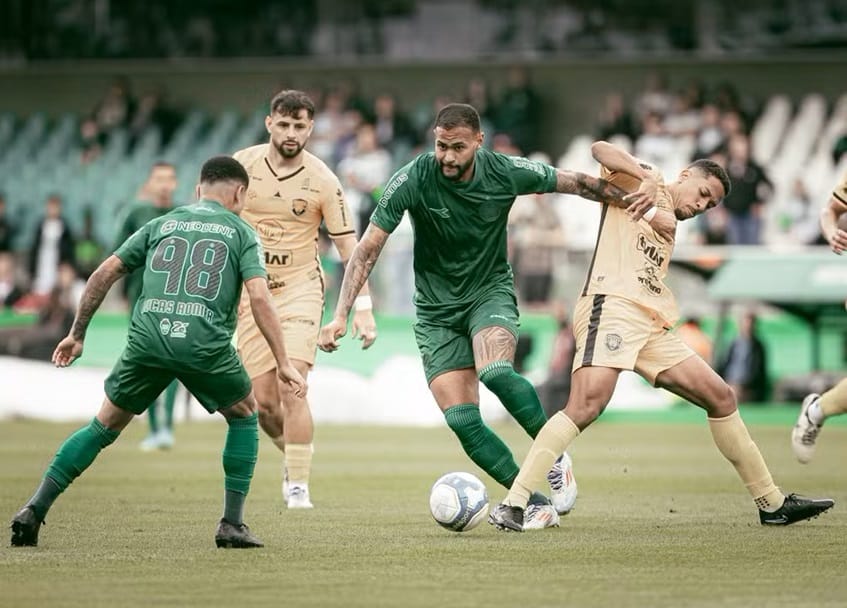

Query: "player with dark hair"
left=10, top=155, right=306, bottom=549
left=114, top=160, right=181, bottom=451
left=792, top=168, right=847, bottom=463
left=233, top=89, right=377, bottom=510
left=319, top=103, right=666, bottom=529
left=489, top=140, right=834, bottom=531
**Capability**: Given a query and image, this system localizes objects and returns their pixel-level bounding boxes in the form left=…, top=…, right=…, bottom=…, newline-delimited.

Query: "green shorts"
left=104, top=349, right=252, bottom=415
left=414, top=285, right=519, bottom=384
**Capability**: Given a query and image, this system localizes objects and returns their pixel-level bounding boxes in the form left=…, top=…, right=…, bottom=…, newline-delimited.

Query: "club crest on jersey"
left=605, top=333, right=622, bottom=351
left=292, top=198, right=308, bottom=216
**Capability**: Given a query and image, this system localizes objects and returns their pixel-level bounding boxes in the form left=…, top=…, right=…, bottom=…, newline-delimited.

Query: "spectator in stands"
left=493, top=66, right=542, bottom=155
left=634, top=111, right=674, bottom=168
left=781, top=178, right=827, bottom=245
left=723, top=132, right=772, bottom=245
left=78, top=117, right=105, bottom=164
left=693, top=102, right=725, bottom=158
left=463, top=78, right=497, bottom=140
left=718, top=311, right=769, bottom=403
left=0, top=262, right=79, bottom=360
left=508, top=153, right=565, bottom=311
left=596, top=92, right=637, bottom=142
left=310, top=87, right=347, bottom=162
left=537, top=301, right=576, bottom=418
left=634, top=71, right=674, bottom=122
left=0, top=252, right=23, bottom=308
left=337, top=122, right=393, bottom=236
left=0, top=192, right=16, bottom=253
left=372, top=93, right=418, bottom=160
left=94, top=77, right=135, bottom=135
left=26, top=194, right=76, bottom=303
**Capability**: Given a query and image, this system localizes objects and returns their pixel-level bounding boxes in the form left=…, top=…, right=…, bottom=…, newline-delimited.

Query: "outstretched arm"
left=53, top=255, right=129, bottom=367
left=318, top=223, right=390, bottom=352
left=332, top=233, right=377, bottom=349
left=554, top=169, right=640, bottom=209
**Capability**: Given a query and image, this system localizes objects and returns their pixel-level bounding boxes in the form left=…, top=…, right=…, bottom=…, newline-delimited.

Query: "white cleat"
left=287, top=485, right=314, bottom=509
left=547, top=452, right=578, bottom=515
left=281, top=467, right=289, bottom=502
left=140, top=433, right=161, bottom=452
left=792, top=393, right=823, bottom=464
left=523, top=504, right=560, bottom=530
left=157, top=429, right=174, bottom=450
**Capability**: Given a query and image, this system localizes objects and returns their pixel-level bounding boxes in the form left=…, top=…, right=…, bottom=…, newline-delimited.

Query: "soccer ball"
left=429, top=472, right=489, bottom=532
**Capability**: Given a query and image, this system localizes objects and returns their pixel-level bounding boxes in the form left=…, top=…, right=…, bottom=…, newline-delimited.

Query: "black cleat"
left=488, top=503, right=524, bottom=532
left=10, top=506, right=43, bottom=547
left=215, top=519, right=264, bottom=548
left=759, top=493, right=834, bottom=526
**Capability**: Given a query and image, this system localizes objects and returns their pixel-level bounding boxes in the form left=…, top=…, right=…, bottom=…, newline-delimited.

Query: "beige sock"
left=708, top=410, right=784, bottom=512
left=820, top=378, right=847, bottom=418
left=505, top=412, right=580, bottom=509
left=286, top=443, right=313, bottom=485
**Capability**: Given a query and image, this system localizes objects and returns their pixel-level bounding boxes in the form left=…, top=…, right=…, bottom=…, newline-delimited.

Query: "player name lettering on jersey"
left=142, top=297, right=215, bottom=323
left=161, top=220, right=236, bottom=239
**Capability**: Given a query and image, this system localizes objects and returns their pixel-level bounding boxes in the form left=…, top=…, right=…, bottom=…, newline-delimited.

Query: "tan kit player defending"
left=490, top=140, right=834, bottom=531
left=234, top=90, right=377, bottom=509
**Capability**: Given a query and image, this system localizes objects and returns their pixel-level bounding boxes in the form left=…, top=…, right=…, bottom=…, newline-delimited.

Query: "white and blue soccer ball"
left=429, top=472, right=489, bottom=532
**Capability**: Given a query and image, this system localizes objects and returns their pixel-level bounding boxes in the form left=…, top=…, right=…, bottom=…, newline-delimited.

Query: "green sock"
left=222, top=413, right=258, bottom=525
left=479, top=361, right=548, bottom=438
left=30, top=418, right=120, bottom=519
left=443, top=404, right=520, bottom=489
left=147, top=400, right=160, bottom=434
left=163, top=381, right=178, bottom=431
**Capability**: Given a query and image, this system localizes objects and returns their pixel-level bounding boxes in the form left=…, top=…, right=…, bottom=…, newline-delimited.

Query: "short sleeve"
left=370, top=164, right=415, bottom=233
left=113, top=222, right=151, bottom=271
left=238, top=225, right=268, bottom=282
left=507, top=156, right=557, bottom=196
left=321, top=175, right=356, bottom=238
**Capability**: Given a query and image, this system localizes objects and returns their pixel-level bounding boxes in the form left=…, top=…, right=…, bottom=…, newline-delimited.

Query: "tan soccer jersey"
left=833, top=169, right=847, bottom=206
left=581, top=164, right=679, bottom=326
left=234, top=144, right=355, bottom=289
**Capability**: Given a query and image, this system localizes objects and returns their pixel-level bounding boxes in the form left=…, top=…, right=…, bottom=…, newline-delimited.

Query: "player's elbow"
left=590, top=141, right=613, bottom=162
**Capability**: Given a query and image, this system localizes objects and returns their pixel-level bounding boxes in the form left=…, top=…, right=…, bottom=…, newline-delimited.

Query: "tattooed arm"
left=52, top=255, right=129, bottom=367
left=318, top=223, right=390, bottom=352
left=554, top=169, right=640, bottom=209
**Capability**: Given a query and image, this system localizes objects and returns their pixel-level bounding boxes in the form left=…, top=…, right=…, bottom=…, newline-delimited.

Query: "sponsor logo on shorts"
left=159, top=318, right=172, bottom=335
left=171, top=321, right=189, bottom=338
left=605, top=333, right=622, bottom=351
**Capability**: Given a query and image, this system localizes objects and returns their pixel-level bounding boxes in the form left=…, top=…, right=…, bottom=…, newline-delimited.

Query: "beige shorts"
left=572, top=294, right=694, bottom=385
left=237, top=275, right=324, bottom=378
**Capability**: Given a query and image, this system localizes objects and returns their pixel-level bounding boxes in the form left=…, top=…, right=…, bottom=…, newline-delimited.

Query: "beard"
left=275, top=139, right=305, bottom=159
left=438, top=158, right=473, bottom=181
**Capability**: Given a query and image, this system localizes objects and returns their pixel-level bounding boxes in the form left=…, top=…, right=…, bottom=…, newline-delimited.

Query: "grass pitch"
left=1, top=411, right=845, bottom=608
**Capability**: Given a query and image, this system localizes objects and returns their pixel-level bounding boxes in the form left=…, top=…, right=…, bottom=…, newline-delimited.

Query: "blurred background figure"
left=0, top=252, right=24, bottom=309
left=676, top=316, right=713, bottom=364
left=536, top=301, right=576, bottom=419
left=718, top=311, right=770, bottom=404
left=0, top=262, right=81, bottom=360
left=0, top=193, right=16, bottom=253
left=337, top=122, right=393, bottom=236
left=723, top=133, right=772, bottom=245
left=19, top=195, right=76, bottom=311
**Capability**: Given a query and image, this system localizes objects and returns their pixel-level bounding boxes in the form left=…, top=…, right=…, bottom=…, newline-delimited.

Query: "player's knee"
left=708, top=381, right=738, bottom=417
left=477, top=361, right=517, bottom=390
left=444, top=403, right=484, bottom=435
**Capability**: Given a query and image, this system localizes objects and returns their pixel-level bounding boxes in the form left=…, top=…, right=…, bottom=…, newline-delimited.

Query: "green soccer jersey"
left=114, top=199, right=266, bottom=369
left=370, top=148, right=557, bottom=312
left=114, top=201, right=176, bottom=307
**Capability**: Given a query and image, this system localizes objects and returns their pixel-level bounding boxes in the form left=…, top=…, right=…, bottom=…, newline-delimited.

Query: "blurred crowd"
left=2, top=70, right=846, bottom=388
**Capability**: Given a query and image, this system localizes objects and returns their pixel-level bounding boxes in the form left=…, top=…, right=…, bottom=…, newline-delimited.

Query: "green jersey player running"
left=319, top=103, right=664, bottom=529
left=10, top=156, right=306, bottom=549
